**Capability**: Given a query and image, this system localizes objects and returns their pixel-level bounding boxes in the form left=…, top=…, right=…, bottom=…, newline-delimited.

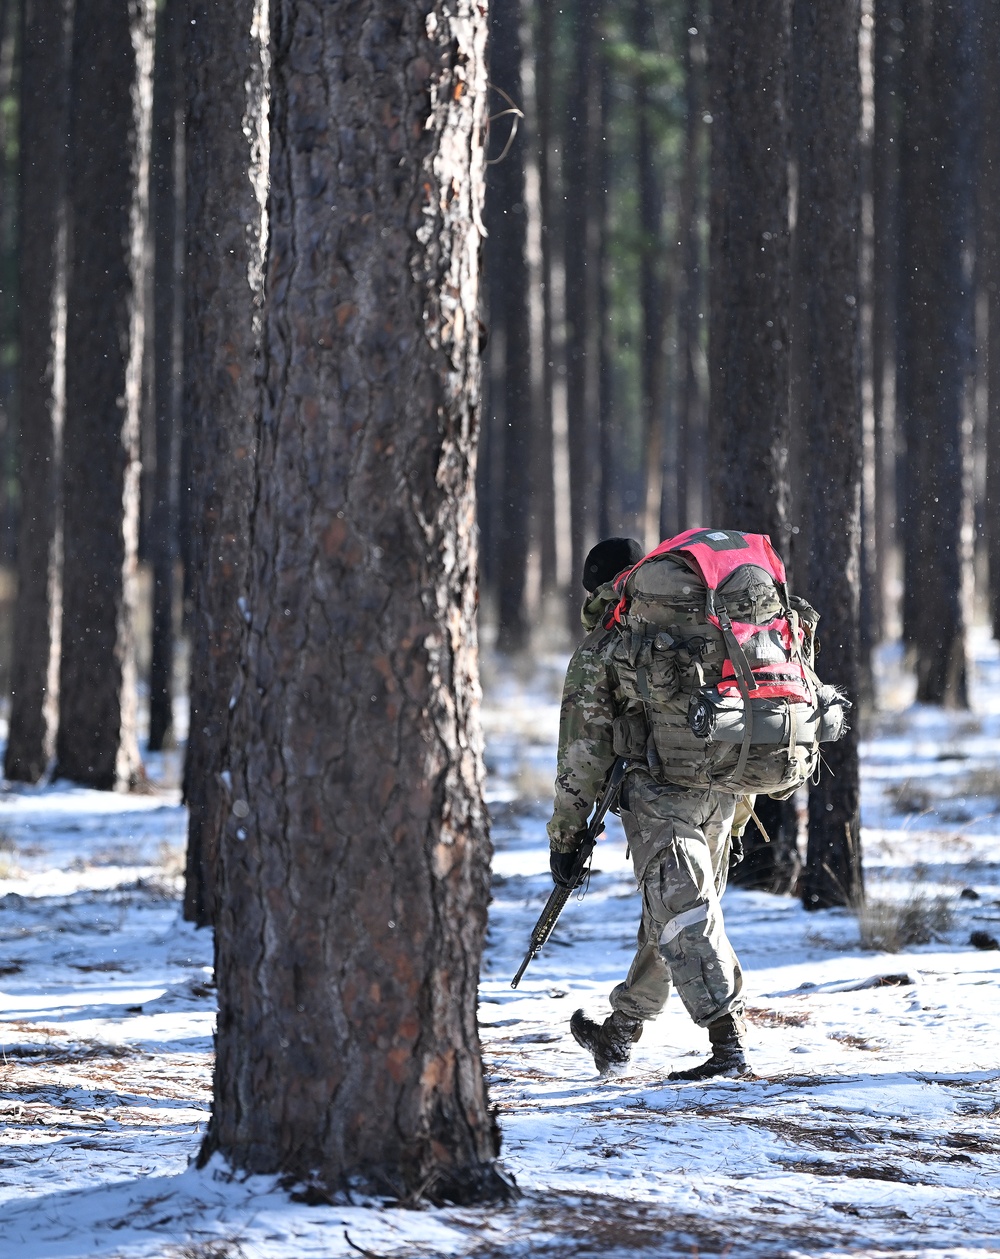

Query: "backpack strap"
left=714, top=601, right=756, bottom=785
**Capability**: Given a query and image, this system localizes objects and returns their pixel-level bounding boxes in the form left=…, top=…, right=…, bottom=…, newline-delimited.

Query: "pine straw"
left=464, top=1190, right=846, bottom=1259
left=744, top=1006, right=810, bottom=1029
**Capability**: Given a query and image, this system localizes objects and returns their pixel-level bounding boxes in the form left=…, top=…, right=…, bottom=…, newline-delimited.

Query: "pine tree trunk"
left=519, top=6, right=555, bottom=601
left=55, top=0, right=153, bottom=790
left=857, top=0, right=876, bottom=705
left=676, top=4, right=707, bottom=534
left=564, top=0, right=602, bottom=602
left=487, top=0, right=531, bottom=652
left=896, top=0, right=975, bottom=706
left=871, top=0, right=901, bottom=645
left=708, top=0, right=792, bottom=555
left=180, top=0, right=267, bottom=924
left=708, top=0, right=798, bottom=895
left=794, top=0, right=865, bottom=911
left=635, top=0, right=667, bottom=548
left=538, top=2, right=573, bottom=597
left=596, top=48, right=614, bottom=540
left=6, top=0, right=68, bottom=783
left=147, top=0, right=183, bottom=753
left=982, top=0, right=1000, bottom=640
left=204, top=0, right=508, bottom=1203
left=0, top=0, right=18, bottom=568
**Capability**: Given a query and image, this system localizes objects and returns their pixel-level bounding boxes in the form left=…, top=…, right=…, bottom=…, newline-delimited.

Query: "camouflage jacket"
left=546, top=583, right=759, bottom=853
left=547, top=583, right=639, bottom=852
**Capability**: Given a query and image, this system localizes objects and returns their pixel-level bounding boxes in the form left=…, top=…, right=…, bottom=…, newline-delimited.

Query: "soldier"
left=549, top=536, right=751, bottom=1079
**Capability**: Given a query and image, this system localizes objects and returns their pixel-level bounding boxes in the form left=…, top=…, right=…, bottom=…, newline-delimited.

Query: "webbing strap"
left=742, top=794, right=772, bottom=844
left=717, top=604, right=755, bottom=785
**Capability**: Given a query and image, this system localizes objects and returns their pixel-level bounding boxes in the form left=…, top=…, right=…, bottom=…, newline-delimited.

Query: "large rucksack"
left=602, top=528, right=847, bottom=796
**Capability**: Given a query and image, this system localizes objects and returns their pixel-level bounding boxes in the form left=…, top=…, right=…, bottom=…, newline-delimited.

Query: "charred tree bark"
left=204, top=0, right=508, bottom=1204
left=55, top=0, right=153, bottom=789
left=708, top=0, right=798, bottom=894
left=896, top=0, right=975, bottom=706
left=794, top=0, right=864, bottom=911
left=180, top=0, right=267, bottom=924
left=147, top=0, right=183, bottom=753
left=486, top=0, right=531, bottom=652
left=6, top=0, right=69, bottom=782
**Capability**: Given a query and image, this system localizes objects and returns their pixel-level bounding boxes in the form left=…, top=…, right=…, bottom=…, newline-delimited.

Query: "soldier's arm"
left=547, top=635, right=617, bottom=853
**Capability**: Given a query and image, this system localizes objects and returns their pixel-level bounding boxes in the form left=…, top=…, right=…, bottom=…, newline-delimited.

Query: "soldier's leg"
left=606, top=776, right=678, bottom=1022
left=616, top=776, right=744, bottom=1029
left=570, top=775, right=672, bottom=1072
left=643, top=817, right=744, bottom=1028
left=608, top=875, right=674, bottom=1021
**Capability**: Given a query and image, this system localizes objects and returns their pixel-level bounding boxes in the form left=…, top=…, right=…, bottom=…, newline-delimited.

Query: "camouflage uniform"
left=548, top=584, right=747, bottom=1030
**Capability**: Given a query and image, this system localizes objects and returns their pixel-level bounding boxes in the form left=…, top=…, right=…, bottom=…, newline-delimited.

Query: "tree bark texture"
left=485, top=0, right=530, bottom=651
left=982, top=0, right=1000, bottom=639
left=793, top=0, right=864, bottom=911
left=708, top=0, right=798, bottom=894
left=870, top=0, right=901, bottom=645
left=0, top=0, right=19, bottom=568
left=676, top=2, right=707, bottom=534
left=537, top=1, right=573, bottom=596
left=564, top=0, right=603, bottom=603
left=896, top=0, right=975, bottom=705
left=634, top=0, right=668, bottom=549
left=181, top=0, right=268, bottom=924
left=596, top=50, right=614, bottom=540
left=518, top=6, right=554, bottom=602
left=56, top=0, right=153, bottom=790
left=147, top=0, right=183, bottom=753
left=204, top=0, right=505, bottom=1203
left=6, top=0, right=68, bottom=782
left=708, top=0, right=792, bottom=555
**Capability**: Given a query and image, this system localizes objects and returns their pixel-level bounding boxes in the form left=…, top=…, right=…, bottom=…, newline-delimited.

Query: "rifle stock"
left=510, top=758, right=626, bottom=989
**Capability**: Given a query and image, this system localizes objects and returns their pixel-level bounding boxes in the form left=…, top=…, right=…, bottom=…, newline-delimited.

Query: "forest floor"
left=1, top=638, right=1000, bottom=1257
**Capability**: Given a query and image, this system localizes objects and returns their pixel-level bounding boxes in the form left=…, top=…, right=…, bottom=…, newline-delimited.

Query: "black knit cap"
left=582, top=536, right=645, bottom=592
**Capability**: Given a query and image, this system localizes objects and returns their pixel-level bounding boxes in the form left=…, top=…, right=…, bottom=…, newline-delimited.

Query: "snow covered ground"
left=2, top=637, right=1000, bottom=1257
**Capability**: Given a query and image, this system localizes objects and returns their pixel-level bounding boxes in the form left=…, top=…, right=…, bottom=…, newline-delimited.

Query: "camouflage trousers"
left=609, top=771, right=745, bottom=1029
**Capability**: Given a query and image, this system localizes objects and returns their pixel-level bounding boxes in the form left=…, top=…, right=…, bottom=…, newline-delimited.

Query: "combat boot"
left=668, top=1013, right=749, bottom=1081
left=570, top=1008, right=643, bottom=1075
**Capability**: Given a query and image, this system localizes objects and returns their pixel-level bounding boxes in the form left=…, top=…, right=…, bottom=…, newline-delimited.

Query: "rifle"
left=510, top=758, right=627, bottom=989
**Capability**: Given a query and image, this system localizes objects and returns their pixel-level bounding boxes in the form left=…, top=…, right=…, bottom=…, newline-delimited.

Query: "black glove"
left=729, top=832, right=745, bottom=869
left=550, top=847, right=582, bottom=889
